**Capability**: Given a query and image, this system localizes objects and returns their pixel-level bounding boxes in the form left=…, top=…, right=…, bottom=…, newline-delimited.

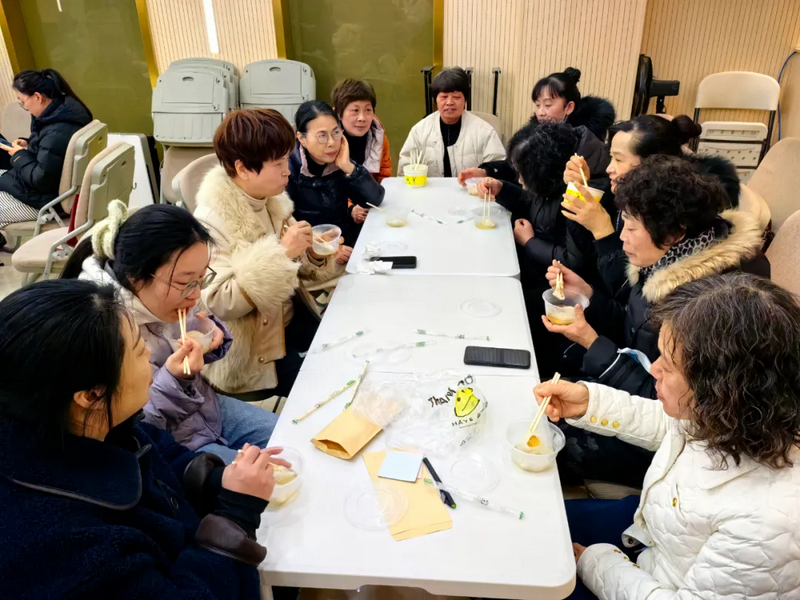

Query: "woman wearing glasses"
left=62, top=202, right=278, bottom=463
left=287, top=100, right=385, bottom=256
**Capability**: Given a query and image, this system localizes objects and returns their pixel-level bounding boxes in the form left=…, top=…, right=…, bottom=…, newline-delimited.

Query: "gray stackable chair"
left=12, top=142, right=135, bottom=281
left=3, top=120, right=108, bottom=250
left=240, top=59, right=316, bottom=123
left=152, top=70, right=228, bottom=146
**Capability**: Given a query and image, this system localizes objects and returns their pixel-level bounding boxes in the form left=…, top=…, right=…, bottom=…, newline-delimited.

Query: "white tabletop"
left=346, top=177, right=521, bottom=278
left=258, top=371, right=575, bottom=599
left=301, top=274, right=537, bottom=377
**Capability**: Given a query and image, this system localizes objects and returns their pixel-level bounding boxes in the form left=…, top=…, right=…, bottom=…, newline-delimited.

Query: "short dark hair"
left=295, top=100, right=340, bottom=134
left=331, top=79, right=377, bottom=115
left=62, top=204, right=212, bottom=292
left=510, top=122, right=579, bottom=198
left=609, top=114, right=701, bottom=158
left=651, top=273, right=800, bottom=469
left=532, top=67, right=582, bottom=106
left=214, top=109, right=295, bottom=177
left=431, top=67, right=470, bottom=102
left=615, top=155, right=724, bottom=248
left=0, top=279, right=127, bottom=437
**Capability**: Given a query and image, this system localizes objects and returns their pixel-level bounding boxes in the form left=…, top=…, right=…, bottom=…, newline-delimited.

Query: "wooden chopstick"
left=527, top=372, right=562, bottom=436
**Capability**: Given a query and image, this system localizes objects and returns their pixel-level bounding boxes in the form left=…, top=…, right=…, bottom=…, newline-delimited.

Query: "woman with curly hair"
left=536, top=273, right=800, bottom=599
left=478, top=122, right=599, bottom=285
left=544, top=156, right=768, bottom=487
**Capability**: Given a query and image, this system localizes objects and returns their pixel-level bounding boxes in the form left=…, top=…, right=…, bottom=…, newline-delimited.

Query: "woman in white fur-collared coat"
left=194, top=109, right=343, bottom=397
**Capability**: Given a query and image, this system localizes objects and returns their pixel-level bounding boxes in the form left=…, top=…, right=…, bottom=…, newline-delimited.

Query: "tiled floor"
left=0, top=258, right=23, bottom=300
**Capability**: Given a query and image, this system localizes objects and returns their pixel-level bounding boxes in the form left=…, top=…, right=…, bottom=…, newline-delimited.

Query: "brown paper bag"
left=311, top=409, right=382, bottom=460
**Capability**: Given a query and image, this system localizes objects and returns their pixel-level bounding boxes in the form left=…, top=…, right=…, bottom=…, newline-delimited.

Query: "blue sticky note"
left=378, top=451, right=424, bottom=483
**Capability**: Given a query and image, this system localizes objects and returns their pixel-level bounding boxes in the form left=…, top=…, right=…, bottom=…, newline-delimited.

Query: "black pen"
left=423, top=457, right=456, bottom=509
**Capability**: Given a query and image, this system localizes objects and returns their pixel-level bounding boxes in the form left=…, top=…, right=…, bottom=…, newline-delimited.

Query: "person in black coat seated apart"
left=0, top=69, right=92, bottom=237
left=287, top=100, right=385, bottom=264
left=477, top=122, right=599, bottom=288
left=458, top=67, right=616, bottom=191
left=0, top=279, right=289, bottom=599
left=542, top=156, right=769, bottom=488
left=560, top=114, right=741, bottom=300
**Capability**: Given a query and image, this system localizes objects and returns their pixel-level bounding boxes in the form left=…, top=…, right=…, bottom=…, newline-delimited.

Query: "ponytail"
left=532, top=67, right=582, bottom=107
left=669, top=114, right=703, bottom=146
left=12, top=69, right=93, bottom=119
left=608, top=114, right=701, bottom=159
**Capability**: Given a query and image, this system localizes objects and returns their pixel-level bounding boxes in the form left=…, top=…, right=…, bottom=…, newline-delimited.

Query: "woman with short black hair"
left=398, top=67, right=505, bottom=178
left=0, top=279, right=286, bottom=598
left=539, top=273, right=800, bottom=599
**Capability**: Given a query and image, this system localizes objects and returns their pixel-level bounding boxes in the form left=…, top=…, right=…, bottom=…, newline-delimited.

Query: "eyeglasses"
left=306, top=129, right=343, bottom=145
left=155, top=268, right=217, bottom=300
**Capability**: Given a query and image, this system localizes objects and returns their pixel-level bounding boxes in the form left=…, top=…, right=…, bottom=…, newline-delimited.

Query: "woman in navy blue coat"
left=0, top=279, right=289, bottom=599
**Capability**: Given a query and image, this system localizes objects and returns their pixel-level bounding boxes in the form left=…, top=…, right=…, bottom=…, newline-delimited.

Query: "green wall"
left=21, top=0, right=153, bottom=135
left=288, top=0, right=434, bottom=174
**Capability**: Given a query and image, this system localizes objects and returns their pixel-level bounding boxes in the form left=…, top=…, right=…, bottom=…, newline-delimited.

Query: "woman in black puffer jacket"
left=0, top=69, right=92, bottom=233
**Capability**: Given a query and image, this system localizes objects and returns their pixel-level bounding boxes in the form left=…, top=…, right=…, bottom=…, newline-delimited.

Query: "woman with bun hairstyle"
left=459, top=67, right=615, bottom=190
left=0, top=69, right=92, bottom=241
left=62, top=202, right=279, bottom=464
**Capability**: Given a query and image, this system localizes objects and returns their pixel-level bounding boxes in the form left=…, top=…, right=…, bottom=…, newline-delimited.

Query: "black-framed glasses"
left=155, top=267, right=217, bottom=300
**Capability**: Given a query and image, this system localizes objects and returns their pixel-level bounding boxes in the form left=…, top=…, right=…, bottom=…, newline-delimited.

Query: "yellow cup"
left=404, top=164, right=428, bottom=187
left=565, top=181, right=604, bottom=204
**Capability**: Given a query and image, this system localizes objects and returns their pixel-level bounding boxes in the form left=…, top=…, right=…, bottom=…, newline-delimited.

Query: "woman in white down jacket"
left=535, top=273, right=800, bottom=600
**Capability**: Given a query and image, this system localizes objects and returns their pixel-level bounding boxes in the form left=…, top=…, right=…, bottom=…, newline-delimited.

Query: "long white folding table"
left=347, top=177, right=521, bottom=278
left=299, top=274, right=537, bottom=378
left=258, top=370, right=576, bottom=599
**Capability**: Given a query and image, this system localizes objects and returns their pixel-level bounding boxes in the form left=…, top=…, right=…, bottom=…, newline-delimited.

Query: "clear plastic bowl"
left=384, top=206, right=410, bottom=228
left=167, top=315, right=215, bottom=353
left=542, top=288, right=591, bottom=326
left=270, top=447, right=304, bottom=505
left=465, top=177, right=482, bottom=196
left=505, top=419, right=565, bottom=472
left=311, top=224, right=341, bottom=256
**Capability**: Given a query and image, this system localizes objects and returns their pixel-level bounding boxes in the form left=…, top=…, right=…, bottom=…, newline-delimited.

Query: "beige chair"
left=472, top=110, right=503, bottom=141
left=3, top=120, right=108, bottom=249
left=766, top=209, right=800, bottom=296
left=746, top=137, right=800, bottom=233
left=738, top=183, right=771, bottom=232
left=160, top=146, right=215, bottom=204
left=693, top=71, right=780, bottom=172
left=12, top=141, right=135, bottom=281
left=172, top=152, right=220, bottom=212
left=1, top=101, right=31, bottom=142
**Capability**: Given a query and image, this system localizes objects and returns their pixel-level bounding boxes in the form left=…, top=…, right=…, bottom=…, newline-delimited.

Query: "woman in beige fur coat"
left=194, top=109, right=343, bottom=397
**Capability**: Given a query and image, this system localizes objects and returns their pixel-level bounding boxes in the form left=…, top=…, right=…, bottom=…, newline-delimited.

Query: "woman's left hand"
left=336, top=244, right=353, bottom=265
left=335, top=135, right=355, bottom=175
left=561, top=184, right=614, bottom=240
left=352, top=205, right=369, bottom=223
left=573, top=543, right=587, bottom=562
left=542, top=304, right=599, bottom=349
left=196, top=311, right=224, bottom=352
left=6, top=142, right=24, bottom=156
left=513, top=218, right=534, bottom=246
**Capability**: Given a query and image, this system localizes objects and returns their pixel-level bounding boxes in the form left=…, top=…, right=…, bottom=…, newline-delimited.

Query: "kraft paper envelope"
left=363, top=450, right=453, bottom=541
left=311, top=409, right=382, bottom=460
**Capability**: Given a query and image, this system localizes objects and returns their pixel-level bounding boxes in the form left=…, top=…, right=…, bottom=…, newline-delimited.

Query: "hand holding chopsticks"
left=178, top=308, right=190, bottom=376
left=526, top=372, right=561, bottom=447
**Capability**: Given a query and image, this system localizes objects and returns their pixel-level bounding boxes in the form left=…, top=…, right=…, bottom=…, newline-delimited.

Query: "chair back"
left=766, top=209, right=800, bottom=295
left=73, top=142, right=135, bottom=229
left=695, top=72, right=780, bottom=111
left=161, top=146, right=216, bottom=204
left=472, top=111, right=503, bottom=141
left=738, top=184, right=771, bottom=232
left=58, top=120, right=108, bottom=212
left=1, top=101, right=31, bottom=141
left=173, top=153, right=220, bottom=212
left=747, top=137, right=800, bottom=232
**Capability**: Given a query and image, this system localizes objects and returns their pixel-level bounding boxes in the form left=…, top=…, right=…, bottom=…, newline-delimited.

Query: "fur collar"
left=628, top=209, right=762, bottom=303
left=196, top=165, right=295, bottom=244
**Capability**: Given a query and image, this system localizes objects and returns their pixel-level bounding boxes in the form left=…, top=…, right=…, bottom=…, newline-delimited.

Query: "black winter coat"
left=0, top=96, right=92, bottom=210
left=0, top=417, right=264, bottom=599
left=287, top=145, right=385, bottom=246
left=582, top=210, right=770, bottom=398
left=495, top=181, right=598, bottom=285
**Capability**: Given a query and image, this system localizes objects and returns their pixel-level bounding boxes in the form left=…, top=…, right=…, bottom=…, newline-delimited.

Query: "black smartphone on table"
left=464, top=346, right=531, bottom=369
left=369, top=256, right=417, bottom=269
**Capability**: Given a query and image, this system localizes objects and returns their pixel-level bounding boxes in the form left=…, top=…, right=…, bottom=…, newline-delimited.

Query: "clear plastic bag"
left=383, top=370, right=488, bottom=456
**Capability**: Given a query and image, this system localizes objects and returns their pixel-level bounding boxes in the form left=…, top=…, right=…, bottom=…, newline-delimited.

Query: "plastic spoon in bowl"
left=525, top=372, right=561, bottom=448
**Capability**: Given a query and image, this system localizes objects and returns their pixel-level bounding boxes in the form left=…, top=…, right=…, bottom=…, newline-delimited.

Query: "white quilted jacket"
left=397, top=110, right=506, bottom=178
left=571, top=383, right=800, bottom=599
